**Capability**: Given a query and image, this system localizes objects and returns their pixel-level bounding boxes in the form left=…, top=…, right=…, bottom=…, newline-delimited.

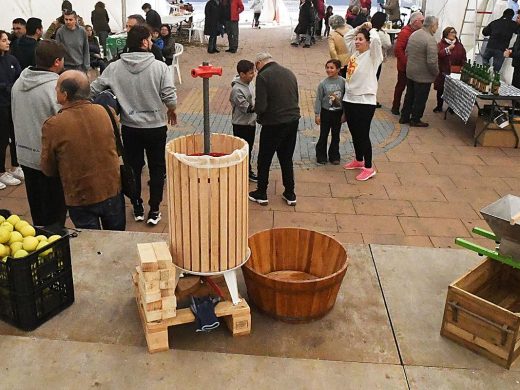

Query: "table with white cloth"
left=443, top=75, right=520, bottom=147
left=162, top=13, right=193, bottom=28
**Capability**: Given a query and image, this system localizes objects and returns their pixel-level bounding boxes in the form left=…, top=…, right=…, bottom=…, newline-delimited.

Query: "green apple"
left=0, top=222, right=13, bottom=232
left=0, top=243, right=9, bottom=257
left=13, top=249, right=29, bottom=258
left=0, top=228, right=9, bottom=244
left=14, top=220, right=29, bottom=232
left=20, top=225, right=36, bottom=238
left=8, top=231, right=23, bottom=245
left=6, top=215, right=20, bottom=226
left=22, top=236, right=39, bottom=252
left=47, top=235, right=61, bottom=243
left=0, top=215, right=4, bottom=224
left=36, top=240, right=52, bottom=256
left=10, top=242, right=23, bottom=255
left=35, top=235, right=47, bottom=242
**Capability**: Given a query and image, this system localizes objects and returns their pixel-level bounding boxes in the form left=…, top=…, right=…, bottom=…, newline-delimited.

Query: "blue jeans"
left=482, top=48, right=506, bottom=72
left=68, top=193, right=126, bottom=231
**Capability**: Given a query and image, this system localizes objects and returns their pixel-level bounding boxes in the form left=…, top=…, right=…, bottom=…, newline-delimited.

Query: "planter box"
left=441, top=257, right=520, bottom=369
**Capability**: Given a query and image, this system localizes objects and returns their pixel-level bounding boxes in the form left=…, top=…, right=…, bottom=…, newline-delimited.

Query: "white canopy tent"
left=2, top=0, right=173, bottom=34
left=2, top=0, right=290, bottom=34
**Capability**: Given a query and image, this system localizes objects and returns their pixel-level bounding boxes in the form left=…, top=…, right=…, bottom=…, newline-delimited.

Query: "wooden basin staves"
left=242, top=228, right=348, bottom=323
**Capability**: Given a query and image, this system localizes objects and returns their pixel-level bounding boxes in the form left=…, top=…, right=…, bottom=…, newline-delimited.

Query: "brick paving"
left=2, top=26, right=520, bottom=250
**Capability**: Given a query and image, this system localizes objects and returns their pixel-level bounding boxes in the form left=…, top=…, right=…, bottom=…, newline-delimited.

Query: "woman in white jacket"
left=250, top=0, right=263, bottom=28
left=342, top=22, right=383, bottom=181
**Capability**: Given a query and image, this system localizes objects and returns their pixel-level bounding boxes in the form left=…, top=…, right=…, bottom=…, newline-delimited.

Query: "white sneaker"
left=0, top=181, right=5, bottom=190
left=0, top=172, right=21, bottom=186
left=9, top=166, right=24, bottom=180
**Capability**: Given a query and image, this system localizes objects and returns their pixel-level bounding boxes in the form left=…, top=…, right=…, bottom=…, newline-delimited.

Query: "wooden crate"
left=133, top=275, right=251, bottom=353
left=165, top=133, right=249, bottom=274
left=440, top=257, right=520, bottom=368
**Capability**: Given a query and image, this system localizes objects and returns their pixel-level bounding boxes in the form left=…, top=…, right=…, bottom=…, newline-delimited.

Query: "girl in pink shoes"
left=342, top=22, right=383, bottom=181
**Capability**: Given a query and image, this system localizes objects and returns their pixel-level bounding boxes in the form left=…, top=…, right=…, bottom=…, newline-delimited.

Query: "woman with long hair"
left=91, top=1, right=111, bottom=51
left=433, top=26, right=467, bottom=112
left=342, top=23, right=383, bottom=181
left=85, top=25, right=107, bottom=73
left=0, top=30, right=22, bottom=189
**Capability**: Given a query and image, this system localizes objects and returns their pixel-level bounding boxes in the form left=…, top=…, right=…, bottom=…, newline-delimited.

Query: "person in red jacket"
left=221, top=0, right=244, bottom=53
left=391, top=11, right=424, bottom=115
left=433, top=27, right=466, bottom=112
left=359, top=0, right=372, bottom=13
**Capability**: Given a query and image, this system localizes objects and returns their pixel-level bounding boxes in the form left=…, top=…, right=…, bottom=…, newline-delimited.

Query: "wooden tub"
left=243, top=228, right=348, bottom=323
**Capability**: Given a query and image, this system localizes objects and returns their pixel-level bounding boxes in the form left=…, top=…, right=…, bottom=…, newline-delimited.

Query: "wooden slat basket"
left=165, top=133, right=249, bottom=274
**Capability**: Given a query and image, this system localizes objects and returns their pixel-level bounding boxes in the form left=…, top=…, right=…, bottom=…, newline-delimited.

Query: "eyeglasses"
left=449, top=30, right=456, bottom=34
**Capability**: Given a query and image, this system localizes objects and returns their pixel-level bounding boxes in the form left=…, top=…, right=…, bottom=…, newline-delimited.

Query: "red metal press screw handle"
left=191, top=62, right=223, bottom=154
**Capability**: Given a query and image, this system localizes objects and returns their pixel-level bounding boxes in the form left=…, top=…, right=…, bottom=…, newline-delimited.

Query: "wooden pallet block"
left=133, top=276, right=251, bottom=353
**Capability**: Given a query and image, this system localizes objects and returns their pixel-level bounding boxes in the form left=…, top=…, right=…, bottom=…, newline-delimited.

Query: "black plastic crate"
left=0, top=227, right=75, bottom=331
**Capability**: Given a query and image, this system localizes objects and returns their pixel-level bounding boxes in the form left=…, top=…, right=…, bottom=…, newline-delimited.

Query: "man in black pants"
left=91, top=25, right=177, bottom=225
left=249, top=52, right=300, bottom=206
left=11, top=40, right=67, bottom=227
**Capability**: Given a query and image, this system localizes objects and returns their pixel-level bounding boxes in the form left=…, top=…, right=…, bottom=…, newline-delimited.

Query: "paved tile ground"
left=2, top=26, right=520, bottom=250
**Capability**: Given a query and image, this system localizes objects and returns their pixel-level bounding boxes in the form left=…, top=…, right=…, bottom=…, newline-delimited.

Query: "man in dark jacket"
left=142, top=3, right=162, bottom=30
left=11, top=18, right=42, bottom=70
left=504, top=11, right=520, bottom=88
left=248, top=52, right=300, bottom=206
left=205, top=0, right=221, bottom=53
left=291, top=0, right=315, bottom=47
left=482, top=8, right=518, bottom=72
left=220, top=0, right=244, bottom=53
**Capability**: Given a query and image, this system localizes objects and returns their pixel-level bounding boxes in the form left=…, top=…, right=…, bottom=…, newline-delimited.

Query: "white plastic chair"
left=171, top=43, right=184, bottom=85
left=188, top=19, right=205, bottom=43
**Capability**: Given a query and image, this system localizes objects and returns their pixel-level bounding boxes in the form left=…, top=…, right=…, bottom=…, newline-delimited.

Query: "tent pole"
left=122, top=0, right=127, bottom=31
left=422, top=0, right=427, bottom=12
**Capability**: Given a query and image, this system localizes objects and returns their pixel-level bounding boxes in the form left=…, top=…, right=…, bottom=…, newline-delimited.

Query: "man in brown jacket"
left=399, top=15, right=439, bottom=127
left=41, top=70, right=125, bottom=230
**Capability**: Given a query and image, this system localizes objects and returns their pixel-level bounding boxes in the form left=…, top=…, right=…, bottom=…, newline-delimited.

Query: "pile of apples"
left=0, top=215, right=61, bottom=262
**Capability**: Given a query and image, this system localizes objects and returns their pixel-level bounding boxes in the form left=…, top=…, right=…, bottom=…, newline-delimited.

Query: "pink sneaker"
left=356, top=168, right=376, bottom=181
left=343, top=160, right=364, bottom=170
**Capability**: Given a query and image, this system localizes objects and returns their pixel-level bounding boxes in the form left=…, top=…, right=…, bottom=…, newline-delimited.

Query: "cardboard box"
left=475, top=118, right=519, bottom=148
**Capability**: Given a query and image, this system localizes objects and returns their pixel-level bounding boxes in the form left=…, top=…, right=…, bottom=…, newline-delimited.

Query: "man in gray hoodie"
left=90, top=25, right=177, bottom=226
left=230, top=59, right=257, bottom=182
left=11, top=39, right=67, bottom=227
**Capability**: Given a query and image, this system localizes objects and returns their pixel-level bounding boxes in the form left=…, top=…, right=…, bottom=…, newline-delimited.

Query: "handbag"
left=101, top=105, right=138, bottom=201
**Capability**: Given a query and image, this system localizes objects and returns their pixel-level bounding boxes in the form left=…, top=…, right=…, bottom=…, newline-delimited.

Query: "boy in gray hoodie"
left=230, top=59, right=257, bottom=182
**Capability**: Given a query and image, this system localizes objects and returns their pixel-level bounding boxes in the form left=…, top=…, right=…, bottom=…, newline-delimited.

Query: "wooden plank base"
left=134, top=276, right=251, bottom=353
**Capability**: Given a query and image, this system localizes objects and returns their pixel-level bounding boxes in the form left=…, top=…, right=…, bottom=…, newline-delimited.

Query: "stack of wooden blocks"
left=136, top=242, right=177, bottom=322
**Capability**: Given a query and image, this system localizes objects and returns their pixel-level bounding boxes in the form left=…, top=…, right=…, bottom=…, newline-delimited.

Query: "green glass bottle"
left=491, top=72, right=501, bottom=95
